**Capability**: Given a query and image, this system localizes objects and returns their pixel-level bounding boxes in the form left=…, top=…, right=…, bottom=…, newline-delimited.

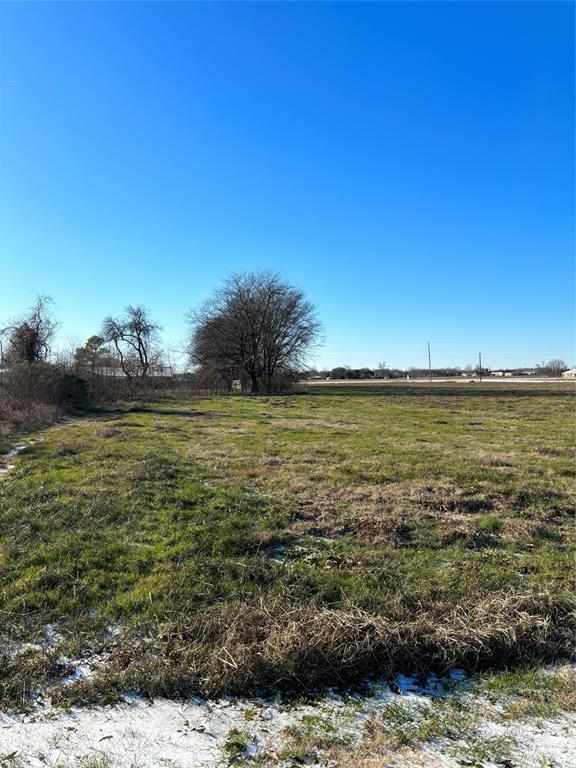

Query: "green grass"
left=0, top=382, right=574, bottom=707
left=280, top=713, right=355, bottom=761
left=302, top=663, right=576, bottom=767
left=372, top=696, right=517, bottom=760
left=223, top=728, right=254, bottom=764
left=475, top=664, right=576, bottom=719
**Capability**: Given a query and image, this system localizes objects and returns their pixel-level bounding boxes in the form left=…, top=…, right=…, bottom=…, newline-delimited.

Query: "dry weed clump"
left=0, top=645, right=73, bottom=710
left=327, top=731, right=442, bottom=768
left=321, top=511, right=417, bottom=545
left=0, top=390, right=62, bottom=444
left=57, top=591, right=575, bottom=704
left=95, top=426, right=124, bottom=439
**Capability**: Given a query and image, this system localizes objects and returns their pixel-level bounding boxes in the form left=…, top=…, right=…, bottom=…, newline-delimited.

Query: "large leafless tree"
left=102, top=306, right=161, bottom=379
left=187, top=272, right=321, bottom=394
left=1, top=294, right=57, bottom=366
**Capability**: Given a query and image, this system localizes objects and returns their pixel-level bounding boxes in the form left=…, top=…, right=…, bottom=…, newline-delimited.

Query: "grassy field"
left=0, top=382, right=574, bottom=710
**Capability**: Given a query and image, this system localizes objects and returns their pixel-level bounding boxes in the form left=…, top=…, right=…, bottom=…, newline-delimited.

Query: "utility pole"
left=428, top=341, right=432, bottom=383
left=479, top=352, right=482, bottom=383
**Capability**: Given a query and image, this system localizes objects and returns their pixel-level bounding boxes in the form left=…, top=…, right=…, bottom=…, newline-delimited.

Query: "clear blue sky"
left=1, top=1, right=574, bottom=370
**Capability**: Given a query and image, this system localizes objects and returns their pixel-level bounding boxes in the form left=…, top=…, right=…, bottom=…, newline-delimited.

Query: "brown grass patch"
left=0, top=645, right=73, bottom=710
left=327, top=733, right=442, bottom=768
left=96, top=426, right=123, bottom=439
left=536, top=446, right=576, bottom=457
left=55, top=591, right=575, bottom=705
left=293, top=482, right=506, bottom=521
left=289, top=481, right=517, bottom=546
left=0, top=390, right=63, bottom=445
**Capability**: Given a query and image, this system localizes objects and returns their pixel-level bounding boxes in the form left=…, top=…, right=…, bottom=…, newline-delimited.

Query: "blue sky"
left=1, top=1, right=574, bottom=370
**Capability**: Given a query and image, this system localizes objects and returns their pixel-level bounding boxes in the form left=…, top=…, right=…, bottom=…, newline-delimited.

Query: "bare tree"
left=536, top=359, right=568, bottom=377
left=1, top=294, right=57, bottom=366
left=187, top=272, right=321, bottom=394
left=102, top=306, right=161, bottom=379
left=375, top=361, right=388, bottom=379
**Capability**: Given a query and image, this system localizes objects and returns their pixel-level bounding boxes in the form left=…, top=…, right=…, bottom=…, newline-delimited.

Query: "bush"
left=2, top=363, right=89, bottom=409
left=0, top=389, right=61, bottom=441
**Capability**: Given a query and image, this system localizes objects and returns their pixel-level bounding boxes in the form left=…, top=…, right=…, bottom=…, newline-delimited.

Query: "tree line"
left=305, top=359, right=569, bottom=380
left=0, top=271, right=322, bottom=404
left=1, top=268, right=570, bottom=420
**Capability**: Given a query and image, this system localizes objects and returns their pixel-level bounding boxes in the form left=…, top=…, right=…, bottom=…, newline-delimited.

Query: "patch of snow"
left=0, top=670, right=575, bottom=768
left=0, top=445, right=26, bottom=474
left=58, top=652, right=107, bottom=687
left=43, top=625, right=62, bottom=647
left=0, top=441, right=39, bottom=474
left=9, top=625, right=63, bottom=658
left=0, top=414, right=86, bottom=475
left=2, top=445, right=27, bottom=460
left=480, top=716, right=576, bottom=768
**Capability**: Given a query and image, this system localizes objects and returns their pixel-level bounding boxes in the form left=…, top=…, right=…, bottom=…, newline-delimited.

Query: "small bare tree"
left=1, top=294, right=57, bottom=366
left=375, top=361, right=389, bottom=379
left=187, top=272, right=321, bottom=394
left=102, top=306, right=161, bottom=379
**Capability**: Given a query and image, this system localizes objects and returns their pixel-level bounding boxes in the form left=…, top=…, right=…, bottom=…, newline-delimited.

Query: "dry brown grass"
left=327, top=735, right=442, bottom=768
left=286, top=480, right=538, bottom=548
left=536, top=445, right=576, bottom=457
left=54, top=591, right=575, bottom=705
left=0, top=390, right=63, bottom=449
left=0, top=645, right=73, bottom=710
left=292, top=481, right=507, bottom=521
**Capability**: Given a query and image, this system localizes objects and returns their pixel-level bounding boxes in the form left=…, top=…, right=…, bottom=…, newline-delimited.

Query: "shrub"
left=0, top=389, right=61, bottom=440
left=2, top=363, right=89, bottom=409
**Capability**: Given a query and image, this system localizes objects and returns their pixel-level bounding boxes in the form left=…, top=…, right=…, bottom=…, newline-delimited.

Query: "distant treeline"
left=0, top=276, right=570, bottom=440
left=0, top=273, right=323, bottom=436
left=302, top=361, right=569, bottom=380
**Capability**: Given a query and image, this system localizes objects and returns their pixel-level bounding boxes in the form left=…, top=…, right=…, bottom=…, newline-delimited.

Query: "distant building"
left=92, top=367, right=126, bottom=377
left=561, top=369, right=576, bottom=379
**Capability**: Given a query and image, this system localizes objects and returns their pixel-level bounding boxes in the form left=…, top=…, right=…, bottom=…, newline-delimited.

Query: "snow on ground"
left=0, top=416, right=84, bottom=476
left=1, top=670, right=575, bottom=768
left=0, top=443, right=30, bottom=474
left=1, top=695, right=277, bottom=767
left=0, top=694, right=317, bottom=768
left=480, top=717, right=576, bottom=768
